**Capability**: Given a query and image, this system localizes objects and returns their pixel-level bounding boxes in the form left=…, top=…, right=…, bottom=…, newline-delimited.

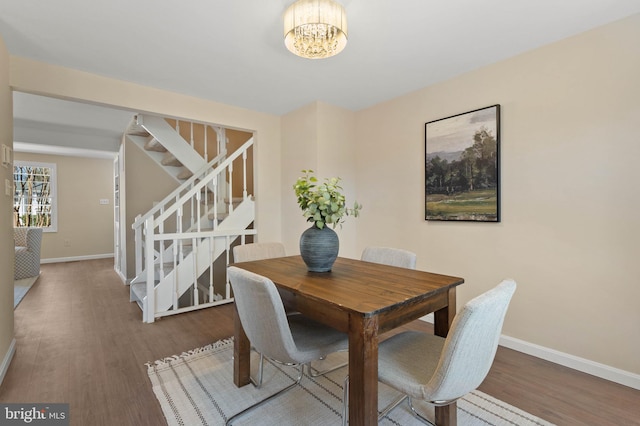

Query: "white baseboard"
left=41, top=253, right=114, bottom=264
left=418, top=317, right=640, bottom=390
left=114, top=268, right=128, bottom=285
left=499, top=335, right=640, bottom=391
left=0, top=338, right=16, bottom=387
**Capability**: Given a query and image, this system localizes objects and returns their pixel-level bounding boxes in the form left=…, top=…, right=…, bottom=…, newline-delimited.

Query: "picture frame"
left=425, top=104, right=500, bottom=222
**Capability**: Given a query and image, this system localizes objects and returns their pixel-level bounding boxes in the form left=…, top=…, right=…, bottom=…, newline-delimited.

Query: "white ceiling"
left=2, top=0, right=640, bottom=153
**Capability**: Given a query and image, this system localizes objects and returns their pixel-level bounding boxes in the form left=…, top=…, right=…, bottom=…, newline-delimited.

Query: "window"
left=13, top=161, right=57, bottom=232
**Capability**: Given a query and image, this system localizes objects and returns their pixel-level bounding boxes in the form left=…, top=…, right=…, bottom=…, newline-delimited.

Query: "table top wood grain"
left=232, top=255, right=464, bottom=317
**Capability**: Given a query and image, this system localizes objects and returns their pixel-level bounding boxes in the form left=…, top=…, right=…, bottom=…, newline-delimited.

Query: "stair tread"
left=161, top=153, right=183, bottom=166
left=138, top=114, right=207, bottom=172
left=126, top=118, right=150, bottom=136
left=144, top=138, right=167, bottom=152
left=177, top=168, right=193, bottom=180
left=131, top=282, right=148, bottom=300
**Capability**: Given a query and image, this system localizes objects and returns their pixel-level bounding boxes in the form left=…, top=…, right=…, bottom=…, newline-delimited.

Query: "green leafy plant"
left=293, top=169, right=362, bottom=229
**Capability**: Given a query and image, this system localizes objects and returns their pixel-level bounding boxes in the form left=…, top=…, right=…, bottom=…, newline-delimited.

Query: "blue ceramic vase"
left=299, top=225, right=339, bottom=272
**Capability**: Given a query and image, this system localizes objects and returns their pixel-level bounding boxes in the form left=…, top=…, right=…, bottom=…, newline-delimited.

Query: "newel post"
left=144, top=217, right=155, bottom=323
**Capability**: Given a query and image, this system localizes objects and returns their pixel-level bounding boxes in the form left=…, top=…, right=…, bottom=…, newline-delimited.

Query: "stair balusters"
left=128, top=116, right=256, bottom=322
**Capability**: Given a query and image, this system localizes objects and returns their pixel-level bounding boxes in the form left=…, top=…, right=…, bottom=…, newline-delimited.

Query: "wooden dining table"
left=231, top=255, right=464, bottom=426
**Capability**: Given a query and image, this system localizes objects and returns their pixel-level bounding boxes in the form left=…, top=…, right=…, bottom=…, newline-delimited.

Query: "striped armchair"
left=14, top=227, right=42, bottom=280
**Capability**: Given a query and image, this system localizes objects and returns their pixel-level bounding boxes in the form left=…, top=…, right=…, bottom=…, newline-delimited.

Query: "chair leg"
left=342, top=375, right=349, bottom=426
left=226, top=364, right=305, bottom=425
left=378, top=394, right=409, bottom=420
left=250, top=312, right=301, bottom=386
left=308, top=350, right=348, bottom=377
left=343, top=378, right=430, bottom=426
left=343, top=377, right=409, bottom=426
left=376, top=394, right=435, bottom=425
left=407, top=397, right=437, bottom=426
left=250, top=353, right=265, bottom=388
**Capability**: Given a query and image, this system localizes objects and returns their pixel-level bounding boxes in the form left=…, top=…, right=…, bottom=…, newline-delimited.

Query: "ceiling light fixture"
left=283, top=0, right=348, bottom=60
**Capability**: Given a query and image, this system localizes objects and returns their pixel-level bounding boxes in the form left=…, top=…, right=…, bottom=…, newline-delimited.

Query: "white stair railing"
left=132, top=149, right=225, bottom=279
left=131, top=137, right=255, bottom=323
left=143, top=115, right=201, bottom=170
left=127, top=114, right=228, bottom=186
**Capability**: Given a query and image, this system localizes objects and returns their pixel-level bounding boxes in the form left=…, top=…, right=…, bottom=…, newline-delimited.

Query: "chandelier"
left=283, top=0, right=348, bottom=59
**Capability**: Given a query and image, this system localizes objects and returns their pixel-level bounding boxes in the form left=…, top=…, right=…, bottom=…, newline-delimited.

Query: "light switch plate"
left=1, top=144, right=12, bottom=167
left=5, top=179, right=12, bottom=196
left=100, top=198, right=109, bottom=205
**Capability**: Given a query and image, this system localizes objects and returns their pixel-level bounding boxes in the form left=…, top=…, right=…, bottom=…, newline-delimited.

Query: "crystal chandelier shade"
left=283, top=0, right=348, bottom=59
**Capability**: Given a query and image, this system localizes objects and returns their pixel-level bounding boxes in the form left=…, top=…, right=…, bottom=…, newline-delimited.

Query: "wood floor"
left=1, top=259, right=638, bottom=425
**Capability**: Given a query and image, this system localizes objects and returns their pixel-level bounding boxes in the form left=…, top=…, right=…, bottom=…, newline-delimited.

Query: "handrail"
left=150, top=137, right=253, bottom=230
left=153, top=228, right=257, bottom=241
left=132, top=136, right=253, bottom=230
left=131, top=150, right=226, bottom=229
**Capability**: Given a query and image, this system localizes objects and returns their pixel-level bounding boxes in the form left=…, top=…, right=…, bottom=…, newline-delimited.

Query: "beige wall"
left=281, top=101, right=358, bottom=256
left=13, top=152, right=114, bottom=261
left=0, top=36, right=15, bottom=381
left=282, top=102, right=321, bottom=253
left=227, top=129, right=254, bottom=198
left=353, top=14, right=640, bottom=374
left=124, top=139, right=180, bottom=278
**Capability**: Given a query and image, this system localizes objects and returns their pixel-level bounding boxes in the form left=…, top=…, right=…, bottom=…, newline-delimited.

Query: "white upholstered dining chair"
left=361, top=246, right=417, bottom=269
left=232, top=242, right=296, bottom=385
left=342, top=279, right=516, bottom=425
left=232, top=242, right=343, bottom=381
left=227, top=266, right=348, bottom=425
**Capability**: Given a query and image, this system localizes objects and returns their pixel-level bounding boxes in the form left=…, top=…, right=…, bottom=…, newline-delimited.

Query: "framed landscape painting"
left=425, top=104, right=500, bottom=222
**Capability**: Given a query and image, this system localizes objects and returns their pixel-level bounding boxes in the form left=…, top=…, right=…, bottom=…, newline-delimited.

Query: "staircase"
left=126, top=114, right=226, bottom=184
left=127, top=114, right=255, bottom=323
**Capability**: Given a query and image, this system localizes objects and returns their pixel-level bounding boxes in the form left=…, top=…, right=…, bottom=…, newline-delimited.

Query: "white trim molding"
left=0, top=338, right=17, bottom=387
left=41, top=253, right=114, bottom=264
left=114, top=267, right=128, bottom=285
left=499, top=335, right=640, bottom=391
left=419, top=316, right=639, bottom=390
left=13, top=142, right=117, bottom=160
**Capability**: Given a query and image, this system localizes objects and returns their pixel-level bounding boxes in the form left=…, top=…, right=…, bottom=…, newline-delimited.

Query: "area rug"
left=146, top=339, right=551, bottom=426
left=147, top=338, right=554, bottom=426
left=14, top=275, right=39, bottom=308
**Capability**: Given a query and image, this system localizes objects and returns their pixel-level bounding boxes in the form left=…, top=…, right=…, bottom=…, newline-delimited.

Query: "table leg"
left=233, top=304, right=251, bottom=387
left=433, top=287, right=457, bottom=426
left=348, top=315, right=379, bottom=426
